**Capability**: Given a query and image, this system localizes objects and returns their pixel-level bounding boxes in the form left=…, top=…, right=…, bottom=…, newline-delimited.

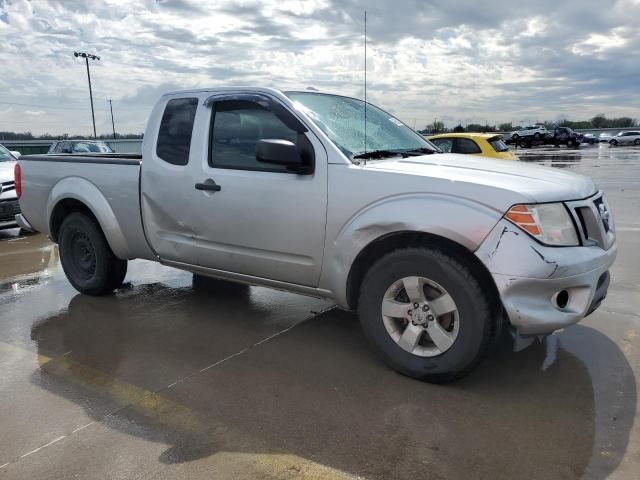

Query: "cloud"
left=0, top=0, right=638, bottom=135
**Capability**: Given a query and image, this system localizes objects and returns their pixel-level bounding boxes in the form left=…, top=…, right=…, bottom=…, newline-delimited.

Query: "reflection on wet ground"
left=0, top=146, right=639, bottom=479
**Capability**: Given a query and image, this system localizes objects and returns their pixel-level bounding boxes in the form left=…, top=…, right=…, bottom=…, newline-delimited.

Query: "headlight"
left=505, top=203, right=579, bottom=246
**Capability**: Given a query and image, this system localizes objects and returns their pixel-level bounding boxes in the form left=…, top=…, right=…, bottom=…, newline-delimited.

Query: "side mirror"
left=256, top=139, right=309, bottom=173
left=9, top=151, right=21, bottom=159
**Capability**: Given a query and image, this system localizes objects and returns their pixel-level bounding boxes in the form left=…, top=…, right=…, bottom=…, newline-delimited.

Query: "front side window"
left=210, top=100, right=298, bottom=172
left=286, top=92, right=438, bottom=160
left=0, top=144, right=14, bottom=162
left=430, top=138, right=453, bottom=153
left=454, top=138, right=482, bottom=154
left=156, top=97, right=198, bottom=166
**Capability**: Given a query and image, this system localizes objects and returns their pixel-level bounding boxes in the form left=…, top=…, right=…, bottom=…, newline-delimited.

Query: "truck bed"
left=18, top=153, right=154, bottom=261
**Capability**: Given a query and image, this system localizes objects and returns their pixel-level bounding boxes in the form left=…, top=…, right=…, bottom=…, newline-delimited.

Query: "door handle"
left=195, top=179, right=222, bottom=192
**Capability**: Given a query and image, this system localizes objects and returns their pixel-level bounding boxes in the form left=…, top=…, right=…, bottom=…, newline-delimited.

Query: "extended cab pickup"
left=15, top=88, right=617, bottom=382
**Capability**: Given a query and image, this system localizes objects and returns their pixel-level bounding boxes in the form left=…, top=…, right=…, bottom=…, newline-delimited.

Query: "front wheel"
left=610, top=139, right=618, bottom=146
left=634, top=139, right=640, bottom=146
left=358, top=247, right=495, bottom=383
left=58, top=212, right=128, bottom=295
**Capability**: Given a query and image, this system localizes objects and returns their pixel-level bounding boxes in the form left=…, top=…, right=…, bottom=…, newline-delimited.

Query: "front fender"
left=321, top=194, right=502, bottom=307
left=47, top=177, right=130, bottom=259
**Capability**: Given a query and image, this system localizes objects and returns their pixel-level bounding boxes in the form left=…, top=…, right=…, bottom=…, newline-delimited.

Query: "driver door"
left=143, top=94, right=328, bottom=287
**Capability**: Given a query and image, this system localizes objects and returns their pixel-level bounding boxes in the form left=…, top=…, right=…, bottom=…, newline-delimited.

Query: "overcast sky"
left=0, top=0, right=639, bottom=135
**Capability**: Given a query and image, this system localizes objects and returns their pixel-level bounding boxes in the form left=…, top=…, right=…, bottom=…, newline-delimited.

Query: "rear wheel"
left=58, top=212, right=127, bottom=295
left=634, top=139, right=640, bottom=146
left=358, top=247, right=495, bottom=383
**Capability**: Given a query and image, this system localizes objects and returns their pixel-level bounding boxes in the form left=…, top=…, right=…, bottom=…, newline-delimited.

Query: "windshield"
left=286, top=92, right=438, bottom=160
left=72, top=142, right=113, bottom=153
left=0, top=144, right=15, bottom=162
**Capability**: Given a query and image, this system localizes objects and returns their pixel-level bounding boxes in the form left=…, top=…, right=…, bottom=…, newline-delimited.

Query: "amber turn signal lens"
left=505, top=205, right=540, bottom=235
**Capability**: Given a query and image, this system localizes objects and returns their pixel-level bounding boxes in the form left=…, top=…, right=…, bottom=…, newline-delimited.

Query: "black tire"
left=107, top=258, right=128, bottom=290
left=634, top=139, right=640, bottom=146
left=512, top=133, right=519, bottom=141
left=567, top=139, right=575, bottom=148
left=610, top=139, right=618, bottom=146
left=58, top=212, right=127, bottom=295
left=358, top=247, right=495, bottom=383
left=533, top=132, right=541, bottom=140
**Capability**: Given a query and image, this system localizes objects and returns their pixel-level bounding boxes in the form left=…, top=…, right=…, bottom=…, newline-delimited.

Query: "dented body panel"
left=477, top=218, right=617, bottom=335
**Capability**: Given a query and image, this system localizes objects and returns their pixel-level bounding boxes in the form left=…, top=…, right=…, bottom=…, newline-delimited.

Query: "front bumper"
left=0, top=198, right=20, bottom=230
left=476, top=218, right=617, bottom=336
left=15, top=213, right=35, bottom=232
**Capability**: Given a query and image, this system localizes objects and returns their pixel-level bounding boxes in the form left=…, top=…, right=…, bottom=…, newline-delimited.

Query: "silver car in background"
left=609, top=131, right=640, bottom=146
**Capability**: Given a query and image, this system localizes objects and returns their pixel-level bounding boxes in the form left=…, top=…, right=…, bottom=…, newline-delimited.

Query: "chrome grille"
left=566, top=192, right=615, bottom=250
left=0, top=198, right=20, bottom=221
left=1, top=180, right=15, bottom=194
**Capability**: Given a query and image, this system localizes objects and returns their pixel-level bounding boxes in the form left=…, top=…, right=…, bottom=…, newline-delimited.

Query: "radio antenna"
left=363, top=10, right=368, bottom=165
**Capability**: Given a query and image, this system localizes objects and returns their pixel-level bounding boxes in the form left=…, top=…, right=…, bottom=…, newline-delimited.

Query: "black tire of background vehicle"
left=358, top=247, right=495, bottom=383
left=567, top=139, right=575, bottom=148
left=512, top=133, right=519, bottom=141
left=533, top=132, right=541, bottom=140
left=58, top=212, right=127, bottom=295
left=635, top=139, right=640, bottom=145
left=610, top=139, right=618, bottom=146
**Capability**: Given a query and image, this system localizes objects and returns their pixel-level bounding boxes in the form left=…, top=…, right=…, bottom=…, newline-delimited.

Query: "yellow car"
left=427, top=133, right=517, bottom=160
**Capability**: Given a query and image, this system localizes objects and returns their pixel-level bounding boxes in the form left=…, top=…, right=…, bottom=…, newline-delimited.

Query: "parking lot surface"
left=1, top=144, right=639, bottom=479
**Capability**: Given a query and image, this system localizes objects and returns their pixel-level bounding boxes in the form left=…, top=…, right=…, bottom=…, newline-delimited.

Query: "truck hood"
left=362, top=153, right=596, bottom=204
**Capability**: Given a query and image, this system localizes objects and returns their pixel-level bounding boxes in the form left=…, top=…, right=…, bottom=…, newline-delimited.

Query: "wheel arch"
left=47, top=177, right=130, bottom=258
left=345, top=230, right=502, bottom=315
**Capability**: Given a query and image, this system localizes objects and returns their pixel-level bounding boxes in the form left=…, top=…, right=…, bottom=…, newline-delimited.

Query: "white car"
left=599, top=132, right=614, bottom=143
left=0, top=144, right=21, bottom=229
left=609, top=131, right=640, bottom=146
left=510, top=125, right=548, bottom=141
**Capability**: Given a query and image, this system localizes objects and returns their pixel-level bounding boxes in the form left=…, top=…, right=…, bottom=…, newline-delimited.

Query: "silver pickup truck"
left=16, top=87, right=617, bottom=382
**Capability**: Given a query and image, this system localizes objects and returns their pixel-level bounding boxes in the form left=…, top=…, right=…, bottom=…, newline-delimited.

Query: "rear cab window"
left=156, top=97, right=198, bottom=165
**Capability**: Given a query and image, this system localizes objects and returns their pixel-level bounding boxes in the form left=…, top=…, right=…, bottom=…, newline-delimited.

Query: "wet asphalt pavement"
left=1, top=144, right=639, bottom=479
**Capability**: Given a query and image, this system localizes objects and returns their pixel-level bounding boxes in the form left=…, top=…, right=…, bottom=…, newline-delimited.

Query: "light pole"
left=108, top=99, right=116, bottom=139
left=74, top=51, right=100, bottom=138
